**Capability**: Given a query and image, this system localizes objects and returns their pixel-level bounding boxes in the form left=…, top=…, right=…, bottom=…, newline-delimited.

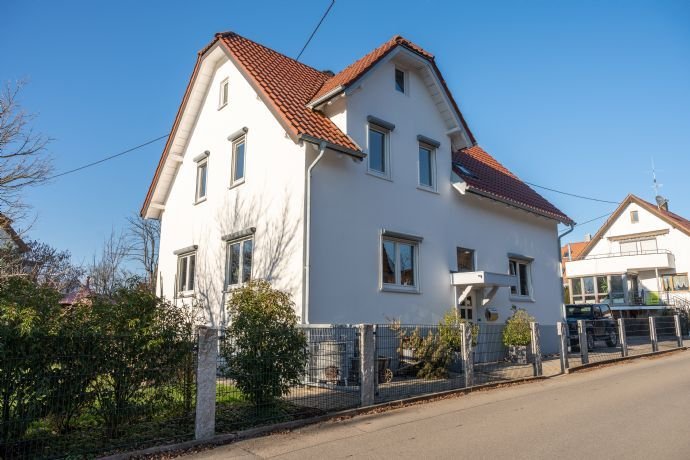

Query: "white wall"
left=157, top=56, right=307, bottom=326
left=309, top=58, right=563, bottom=326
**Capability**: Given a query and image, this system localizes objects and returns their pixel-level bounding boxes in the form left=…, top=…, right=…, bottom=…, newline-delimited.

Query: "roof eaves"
left=465, top=185, right=574, bottom=225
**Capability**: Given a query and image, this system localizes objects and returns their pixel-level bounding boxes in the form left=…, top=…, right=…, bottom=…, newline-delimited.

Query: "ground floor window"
left=177, top=252, right=196, bottom=294
left=570, top=274, right=624, bottom=303
left=662, top=273, right=689, bottom=292
left=381, top=237, right=418, bottom=290
left=226, top=237, right=253, bottom=288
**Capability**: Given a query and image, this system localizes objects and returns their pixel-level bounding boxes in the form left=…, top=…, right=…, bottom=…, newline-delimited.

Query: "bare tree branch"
left=126, top=214, right=160, bottom=292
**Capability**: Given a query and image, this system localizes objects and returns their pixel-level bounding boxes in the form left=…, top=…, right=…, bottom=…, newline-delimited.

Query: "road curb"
left=566, top=346, right=687, bottom=374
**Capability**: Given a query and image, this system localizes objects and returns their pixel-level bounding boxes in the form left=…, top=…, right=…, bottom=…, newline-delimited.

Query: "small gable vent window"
left=630, top=210, right=639, bottom=223
left=219, top=78, right=229, bottom=109
left=395, top=68, right=406, bottom=93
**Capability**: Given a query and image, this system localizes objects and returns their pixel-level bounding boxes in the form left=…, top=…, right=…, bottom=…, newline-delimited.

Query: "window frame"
left=394, top=67, right=407, bottom=94
left=509, top=258, right=533, bottom=299
left=417, top=142, right=437, bottom=191
left=218, top=78, right=229, bottom=109
left=225, top=236, right=254, bottom=289
left=367, top=124, right=391, bottom=180
left=630, top=210, right=639, bottom=223
left=380, top=235, right=420, bottom=293
left=176, top=251, right=197, bottom=296
left=456, top=247, right=475, bottom=272
left=195, top=158, right=208, bottom=203
left=231, top=135, right=246, bottom=187
left=662, top=273, right=689, bottom=292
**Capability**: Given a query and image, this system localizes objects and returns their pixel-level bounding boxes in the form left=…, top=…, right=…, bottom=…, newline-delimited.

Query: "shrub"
left=438, top=308, right=478, bottom=350
left=222, top=280, right=308, bottom=406
left=502, top=309, right=535, bottom=347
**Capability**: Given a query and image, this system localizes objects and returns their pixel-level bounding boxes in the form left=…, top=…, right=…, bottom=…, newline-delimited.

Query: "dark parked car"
left=565, top=303, right=618, bottom=351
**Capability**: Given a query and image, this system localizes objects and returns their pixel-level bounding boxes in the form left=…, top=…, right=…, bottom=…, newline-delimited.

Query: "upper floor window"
left=457, top=247, right=475, bottom=272
left=418, top=144, right=436, bottom=189
left=368, top=125, right=390, bottom=178
left=226, top=236, right=253, bottom=288
left=630, top=210, right=639, bottom=223
left=619, top=238, right=657, bottom=255
left=195, top=159, right=208, bottom=202
left=219, top=78, right=229, bottom=109
left=381, top=233, right=420, bottom=292
left=395, top=68, right=406, bottom=93
left=232, top=136, right=246, bottom=186
left=509, top=258, right=532, bottom=298
left=177, top=251, right=196, bottom=294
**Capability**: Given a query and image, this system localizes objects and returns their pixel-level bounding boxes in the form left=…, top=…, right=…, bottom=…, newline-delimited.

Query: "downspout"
left=303, top=141, right=327, bottom=324
left=558, top=224, right=576, bottom=320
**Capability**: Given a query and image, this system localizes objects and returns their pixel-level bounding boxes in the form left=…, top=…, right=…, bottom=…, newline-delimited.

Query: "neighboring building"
left=561, top=240, right=588, bottom=280
left=59, top=277, right=93, bottom=307
left=141, top=32, right=572, bottom=326
left=0, top=213, right=28, bottom=253
left=564, top=194, right=690, bottom=316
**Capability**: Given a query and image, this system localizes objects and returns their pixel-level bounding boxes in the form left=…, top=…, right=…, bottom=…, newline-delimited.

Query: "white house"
left=564, top=194, right=690, bottom=315
left=141, top=32, right=572, bottom=326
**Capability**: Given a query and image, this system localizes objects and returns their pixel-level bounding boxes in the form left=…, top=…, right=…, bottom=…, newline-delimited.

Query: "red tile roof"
left=218, top=32, right=359, bottom=152
left=453, top=146, right=573, bottom=224
left=561, top=241, right=588, bottom=260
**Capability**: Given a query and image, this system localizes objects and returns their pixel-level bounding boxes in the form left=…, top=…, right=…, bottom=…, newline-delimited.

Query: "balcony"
left=566, top=249, right=675, bottom=277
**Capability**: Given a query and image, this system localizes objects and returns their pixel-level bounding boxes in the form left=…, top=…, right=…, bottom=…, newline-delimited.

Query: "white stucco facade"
left=148, top=37, right=568, bottom=327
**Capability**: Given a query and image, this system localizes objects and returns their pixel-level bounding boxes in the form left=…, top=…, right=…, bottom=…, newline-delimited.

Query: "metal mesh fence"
left=373, top=324, right=465, bottom=403
left=655, top=317, right=679, bottom=351
left=215, top=326, right=360, bottom=434
left=0, top=333, right=197, bottom=460
left=625, top=319, right=654, bottom=356
left=473, top=324, right=535, bottom=385
left=539, top=324, right=565, bottom=377
left=582, top=320, right=624, bottom=364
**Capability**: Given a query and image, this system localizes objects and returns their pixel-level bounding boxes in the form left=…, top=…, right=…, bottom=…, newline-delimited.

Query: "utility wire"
left=47, top=134, right=168, bottom=180
left=525, top=181, right=619, bottom=204
left=296, top=0, right=335, bottom=62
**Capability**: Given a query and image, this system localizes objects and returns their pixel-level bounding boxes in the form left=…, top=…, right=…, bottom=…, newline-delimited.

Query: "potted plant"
left=502, top=308, right=535, bottom=364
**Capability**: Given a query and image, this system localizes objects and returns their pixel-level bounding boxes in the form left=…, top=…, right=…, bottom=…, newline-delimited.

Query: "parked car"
left=565, top=303, right=618, bottom=351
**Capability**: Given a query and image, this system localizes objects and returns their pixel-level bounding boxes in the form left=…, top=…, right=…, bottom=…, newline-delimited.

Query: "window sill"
left=381, top=285, right=420, bottom=294
left=416, top=185, right=439, bottom=195
left=366, top=170, right=392, bottom=182
left=194, top=197, right=207, bottom=205
left=510, top=295, right=535, bottom=303
left=229, top=179, right=245, bottom=190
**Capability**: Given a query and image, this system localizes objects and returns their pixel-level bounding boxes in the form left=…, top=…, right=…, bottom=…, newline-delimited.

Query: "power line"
left=525, top=181, right=619, bottom=204
left=296, top=0, right=335, bottom=62
left=575, top=211, right=614, bottom=227
left=47, top=134, right=168, bottom=180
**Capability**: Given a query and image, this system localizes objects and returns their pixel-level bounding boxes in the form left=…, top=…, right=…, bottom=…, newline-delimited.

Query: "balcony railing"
left=582, top=249, right=672, bottom=260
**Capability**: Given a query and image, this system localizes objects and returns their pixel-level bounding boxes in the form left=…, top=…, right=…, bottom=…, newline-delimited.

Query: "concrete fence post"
left=359, top=324, right=376, bottom=407
left=195, top=326, right=218, bottom=440
left=530, top=322, right=542, bottom=377
left=577, top=320, right=589, bottom=365
left=674, top=315, right=684, bottom=348
left=460, top=323, right=474, bottom=388
left=618, top=318, right=628, bottom=358
left=649, top=316, right=658, bottom=352
left=557, top=322, right=569, bottom=373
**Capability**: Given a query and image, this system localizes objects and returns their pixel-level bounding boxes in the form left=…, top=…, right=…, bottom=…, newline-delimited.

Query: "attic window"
left=219, top=78, right=229, bottom=109
left=454, top=162, right=477, bottom=179
left=630, top=210, right=639, bottom=223
left=395, top=68, right=406, bottom=93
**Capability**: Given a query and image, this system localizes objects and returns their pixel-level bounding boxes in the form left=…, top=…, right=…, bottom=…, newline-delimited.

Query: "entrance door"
left=459, top=291, right=474, bottom=320
left=628, top=274, right=639, bottom=304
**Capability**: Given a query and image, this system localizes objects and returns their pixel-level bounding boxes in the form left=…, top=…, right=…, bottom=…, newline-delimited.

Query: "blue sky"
left=2, top=0, right=689, bottom=267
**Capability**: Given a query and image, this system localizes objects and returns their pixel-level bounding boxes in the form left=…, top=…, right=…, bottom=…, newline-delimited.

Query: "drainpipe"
left=558, top=224, right=576, bottom=320
left=303, top=141, right=327, bottom=324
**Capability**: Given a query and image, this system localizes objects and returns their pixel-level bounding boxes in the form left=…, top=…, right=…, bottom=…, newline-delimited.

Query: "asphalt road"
left=187, top=351, right=690, bottom=459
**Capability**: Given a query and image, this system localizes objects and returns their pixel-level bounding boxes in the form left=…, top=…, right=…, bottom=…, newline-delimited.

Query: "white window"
left=226, top=237, right=253, bottom=288
left=177, top=252, right=196, bottom=294
left=509, top=259, right=532, bottom=298
left=231, top=136, right=246, bottom=186
left=630, top=210, right=639, bottom=223
left=219, top=78, right=229, bottom=108
left=195, top=160, right=208, bottom=202
left=382, top=236, right=418, bottom=291
left=394, top=68, right=406, bottom=93
left=368, top=125, right=390, bottom=178
left=418, top=143, right=436, bottom=189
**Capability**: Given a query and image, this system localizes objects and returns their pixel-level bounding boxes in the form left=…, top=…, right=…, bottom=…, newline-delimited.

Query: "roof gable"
left=452, top=146, right=572, bottom=224
left=575, top=194, right=690, bottom=259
